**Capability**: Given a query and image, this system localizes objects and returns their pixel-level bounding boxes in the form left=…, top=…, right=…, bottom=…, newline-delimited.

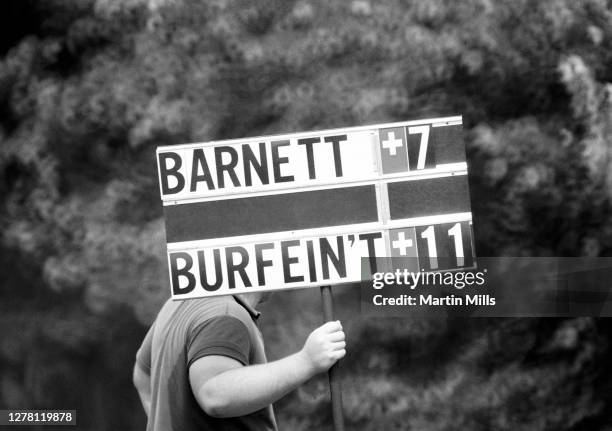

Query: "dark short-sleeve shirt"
left=135, top=296, right=277, bottom=431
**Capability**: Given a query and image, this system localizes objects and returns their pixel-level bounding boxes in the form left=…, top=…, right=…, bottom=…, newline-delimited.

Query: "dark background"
left=1, top=1, right=612, bottom=430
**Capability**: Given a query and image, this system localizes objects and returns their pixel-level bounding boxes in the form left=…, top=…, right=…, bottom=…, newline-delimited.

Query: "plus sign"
left=381, top=131, right=404, bottom=156
left=392, top=231, right=413, bottom=255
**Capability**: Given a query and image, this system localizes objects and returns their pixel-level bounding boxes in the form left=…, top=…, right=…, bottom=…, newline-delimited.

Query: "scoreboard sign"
left=157, top=116, right=474, bottom=299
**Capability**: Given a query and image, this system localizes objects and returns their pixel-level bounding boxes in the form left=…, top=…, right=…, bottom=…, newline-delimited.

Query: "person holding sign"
left=148, top=116, right=470, bottom=430
left=133, top=292, right=346, bottom=431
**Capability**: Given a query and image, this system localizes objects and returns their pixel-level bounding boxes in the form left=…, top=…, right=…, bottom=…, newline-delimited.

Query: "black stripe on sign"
left=388, top=175, right=471, bottom=219
left=432, top=124, right=465, bottom=164
left=164, top=185, right=378, bottom=243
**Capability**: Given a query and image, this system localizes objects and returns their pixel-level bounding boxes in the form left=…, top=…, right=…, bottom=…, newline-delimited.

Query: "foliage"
left=1, top=0, right=612, bottom=429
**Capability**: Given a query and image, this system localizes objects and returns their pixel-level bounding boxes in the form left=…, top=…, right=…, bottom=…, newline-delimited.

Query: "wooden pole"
left=320, top=285, right=345, bottom=431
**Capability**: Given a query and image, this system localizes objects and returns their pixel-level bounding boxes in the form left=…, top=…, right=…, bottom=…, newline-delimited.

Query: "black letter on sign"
left=320, top=236, right=346, bottom=279
left=170, top=252, right=195, bottom=295
left=243, top=142, right=269, bottom=187
left=324, top=135, right=346, bottom=177
left=281, top=240, right=304, bottom=283
left=358, top=232, right=382, bottom=273
left=306, top=240, right=317, bottom=282
left=197, top=249, right=223, bottom=291
left=297, top=137, right=320, bottom=179
left=271, top=140, right=294, bottom=183
left=225, top=246, right=252, bottom=288
left=255, top=243, right=275, bottom=285
left=191, top=149, right=215, bottom=191
left=158, top=152, right=185, bottom=195
left=215, top=146, right=241, bottom=189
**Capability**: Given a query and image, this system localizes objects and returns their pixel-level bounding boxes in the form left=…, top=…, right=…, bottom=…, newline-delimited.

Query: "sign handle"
left=320, top=285, right=345, bottom=431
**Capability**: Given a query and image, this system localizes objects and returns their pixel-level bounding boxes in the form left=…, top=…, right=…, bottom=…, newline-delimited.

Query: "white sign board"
left=157, top=116, right=474, bottom=299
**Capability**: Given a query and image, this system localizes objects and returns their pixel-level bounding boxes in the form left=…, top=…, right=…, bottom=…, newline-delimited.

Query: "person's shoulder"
left=223, top=299, right=253, bottom=325
left=185, top=298, right=256, bottom=348
left=185, top=297, right=253, bottom=328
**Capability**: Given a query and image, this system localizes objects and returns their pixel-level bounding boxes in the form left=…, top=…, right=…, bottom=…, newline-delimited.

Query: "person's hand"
left=299, top=321, right=346, bottom=375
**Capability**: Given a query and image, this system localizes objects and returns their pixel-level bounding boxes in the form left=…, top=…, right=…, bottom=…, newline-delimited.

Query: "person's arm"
left=133, top=364, right=152, bottom=416
left=134, top=323, right=154, bottom=418
left=189, top=320, right=346, bottom=418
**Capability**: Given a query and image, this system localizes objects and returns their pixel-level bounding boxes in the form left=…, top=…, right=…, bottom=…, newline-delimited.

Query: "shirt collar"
left=232, top=295, right=261, bottom=320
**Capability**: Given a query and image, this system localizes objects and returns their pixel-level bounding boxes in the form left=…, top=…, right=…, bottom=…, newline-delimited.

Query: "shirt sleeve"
left=187, top=315, right=252, bottom=367
left=135, top=323, right=155, bottom=376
